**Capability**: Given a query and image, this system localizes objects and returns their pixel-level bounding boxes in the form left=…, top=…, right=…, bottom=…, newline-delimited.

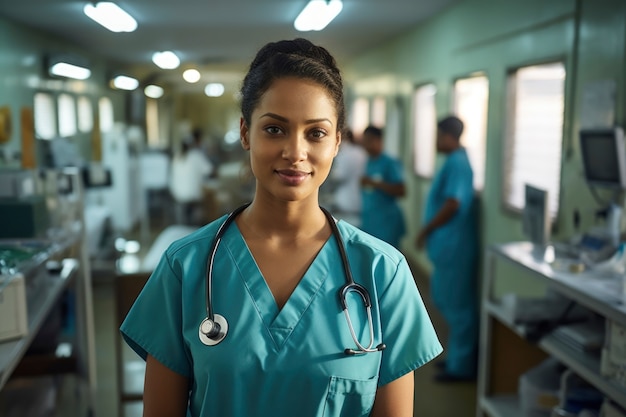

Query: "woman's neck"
left=236, top=198, right=328, bottom=244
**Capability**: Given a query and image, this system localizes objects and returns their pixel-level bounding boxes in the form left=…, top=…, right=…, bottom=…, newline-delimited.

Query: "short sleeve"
left=120, top=252, right=192, bottom=378
left=386, top=157, right=404, bottom=184
left=377, top=257, right=442, bottom=386
left=441, top=153, right=473, bottom=205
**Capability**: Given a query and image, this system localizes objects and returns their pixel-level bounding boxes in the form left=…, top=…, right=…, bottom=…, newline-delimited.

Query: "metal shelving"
left=477, top=242, right=626, bottom=417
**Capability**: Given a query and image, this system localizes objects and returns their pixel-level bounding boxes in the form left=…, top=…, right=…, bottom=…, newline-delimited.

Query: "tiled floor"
left=53, top=227, right=477, bottom=417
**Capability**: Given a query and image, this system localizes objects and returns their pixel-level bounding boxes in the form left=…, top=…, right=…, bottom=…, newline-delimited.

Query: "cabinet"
left=0, top=168, right=97, bottom=416
left=477, top=241, right=626, bottom=416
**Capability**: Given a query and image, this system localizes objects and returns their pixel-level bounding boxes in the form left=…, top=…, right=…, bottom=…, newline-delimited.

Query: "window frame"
left=411, top=83, right=437, bottom=178
left=57, top=93, right=78, bottom=138
left=452, top=72, right=490, bottom=192
left=501, top=59, right=567, bottom=223
left=34, top=91, right=57, bottom=140
left=349, top=97, right=370, bottom=140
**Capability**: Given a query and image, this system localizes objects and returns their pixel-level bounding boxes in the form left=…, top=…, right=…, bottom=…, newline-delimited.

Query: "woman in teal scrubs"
left=121, top=38, right=442, bottom=417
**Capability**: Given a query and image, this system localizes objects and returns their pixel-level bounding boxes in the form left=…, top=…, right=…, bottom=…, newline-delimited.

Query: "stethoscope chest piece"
left=199, top=314, right=228, bottom=346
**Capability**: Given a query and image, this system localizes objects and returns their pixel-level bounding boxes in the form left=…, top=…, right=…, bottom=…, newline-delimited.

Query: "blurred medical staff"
left=416, top=115, right=479, bottom=382
left=329, top=130, right=367, bottom=226
left=360, top=125, right=406, bottom=248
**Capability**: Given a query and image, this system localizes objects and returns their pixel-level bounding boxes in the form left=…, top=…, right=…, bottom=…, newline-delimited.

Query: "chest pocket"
left=322, top=375, right=378, bottom=417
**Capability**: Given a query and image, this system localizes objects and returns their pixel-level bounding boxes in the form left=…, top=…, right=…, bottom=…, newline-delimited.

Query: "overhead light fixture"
left=152, top=51, right=180, bottom=70
left=49, top=62, right=91, bottom=80
left=112, top=75, right=139, bottom=90
left=47, top=54, right=91, bottom=80
left=144, top=84, right=164, bottom=99
left=83, top=2, right=137, bottom=33
left=294, top=0, right=343, bottom=32
left=183, top=68, right=201, bottom=83
left=204, top=83, right=224, bottom=97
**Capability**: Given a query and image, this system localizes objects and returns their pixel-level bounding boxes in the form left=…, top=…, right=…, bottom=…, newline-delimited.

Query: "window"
left=453, top=75, right=489, bottom=191
left=98, top=97, right=114, bottom=132
left=58, top=94, right=77, bottom=137
left=77, top=96, right=93, bottom=133
left=503, top=62, right=565, bottom=219
left=412, top=84, right=437, bottom=177
left=34, top=92, right=56, bottom=140
left=349, top=97, right=369, bottom=139
left=146, top=98, right=162, bottom=147
left=371, top=96, right=386, bottom=127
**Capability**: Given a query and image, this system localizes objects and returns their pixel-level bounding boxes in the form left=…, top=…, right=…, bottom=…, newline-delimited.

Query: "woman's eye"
left=265, top=126, right=283, bottom=135
left=310, top=129, right=327, bottom=140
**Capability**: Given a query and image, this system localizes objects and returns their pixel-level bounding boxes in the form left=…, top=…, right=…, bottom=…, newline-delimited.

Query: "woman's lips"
left=276, top=169, right=310, bottom=185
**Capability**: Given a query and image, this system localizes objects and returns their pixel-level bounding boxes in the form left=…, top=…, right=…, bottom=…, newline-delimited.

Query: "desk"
left=477, top=241, right=626, bottom=417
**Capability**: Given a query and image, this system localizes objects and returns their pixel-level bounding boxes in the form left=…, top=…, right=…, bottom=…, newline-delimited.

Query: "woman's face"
left=240, top=77, right=341, bottom=204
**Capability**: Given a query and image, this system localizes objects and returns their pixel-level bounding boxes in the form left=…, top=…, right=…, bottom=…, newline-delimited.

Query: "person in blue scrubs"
left=360, top=126, right=407, bottom=249
left=416, top=115, right=479, bottom=383
left=121, top=38, right=442, bottom=417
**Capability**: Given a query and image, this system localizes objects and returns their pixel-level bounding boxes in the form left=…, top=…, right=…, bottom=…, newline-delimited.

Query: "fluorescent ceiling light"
left=204, top=83, right=224, bottom=97
left=294, top=0, right=343, bottom=31
left=144, top=84, right=164, bottom=99
left=112, top=75, right=139, bottom=90
left=183, top=68, right=201, bottom=83
left=152, top=51, right=180, bottom=69
left=50, top=62, right=91, bottom=80
left=84, top=2, right=137, bottom=33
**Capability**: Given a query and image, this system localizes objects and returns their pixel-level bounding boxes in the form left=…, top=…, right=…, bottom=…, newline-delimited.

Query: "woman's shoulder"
left=336, top=220, right=405, bottom=263
left=164, top=214, right=229, bottom=258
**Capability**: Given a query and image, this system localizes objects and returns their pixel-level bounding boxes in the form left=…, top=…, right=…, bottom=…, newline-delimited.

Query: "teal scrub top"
left=120, top=215, right=442, bottom=417
left=361, top=153, right=406, bottom=247
left=424, top=148, right=477, bottom=265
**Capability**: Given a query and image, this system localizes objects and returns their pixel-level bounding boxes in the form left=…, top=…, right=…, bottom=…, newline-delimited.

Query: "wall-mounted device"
left=579, top=126, right=626, bottom=190
left=579, top=126, right=626, bottom=248
left=523, top=184, right=550, bottom=248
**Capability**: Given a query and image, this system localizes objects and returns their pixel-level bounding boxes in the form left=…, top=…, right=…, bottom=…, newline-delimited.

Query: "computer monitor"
left=579, top=127, right=626, bottom=190
left=522, top=184, right=550, bottom=247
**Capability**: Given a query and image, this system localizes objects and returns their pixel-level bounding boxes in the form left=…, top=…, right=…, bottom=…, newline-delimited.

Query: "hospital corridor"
left=1, top=0, right=626, bottom=416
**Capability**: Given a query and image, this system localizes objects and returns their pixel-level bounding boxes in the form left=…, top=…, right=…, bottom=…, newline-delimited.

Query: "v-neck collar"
left=223, top=223, right=334, bottom=349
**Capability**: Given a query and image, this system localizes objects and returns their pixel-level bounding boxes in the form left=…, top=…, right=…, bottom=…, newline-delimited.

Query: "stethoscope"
left=198, top=203, right=386, bottom=356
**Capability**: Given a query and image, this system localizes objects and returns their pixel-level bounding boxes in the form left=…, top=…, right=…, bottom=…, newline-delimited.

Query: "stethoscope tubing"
left=201, top=204, right=384, bottom=355
left=204, top=203, right=250, bottom=322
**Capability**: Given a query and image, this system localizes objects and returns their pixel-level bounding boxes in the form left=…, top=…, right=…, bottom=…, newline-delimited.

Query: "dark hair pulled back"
left=240, top=38, right=345, bottom=133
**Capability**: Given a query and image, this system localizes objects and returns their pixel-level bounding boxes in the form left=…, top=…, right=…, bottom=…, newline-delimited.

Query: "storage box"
left=519, top=358, right=562, bottom=417
left=0, top=274, right=28, bottom=342
left=602, top=320, right=626, bottom=387
left=0, top=196, right=49, bottom=239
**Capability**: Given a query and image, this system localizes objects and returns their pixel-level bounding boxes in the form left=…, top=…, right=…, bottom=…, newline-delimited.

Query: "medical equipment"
left=198, top=203, right=386, bottom=355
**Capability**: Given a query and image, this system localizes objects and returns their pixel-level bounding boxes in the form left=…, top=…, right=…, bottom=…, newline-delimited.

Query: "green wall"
left=343, top=0, right=626, bottom=276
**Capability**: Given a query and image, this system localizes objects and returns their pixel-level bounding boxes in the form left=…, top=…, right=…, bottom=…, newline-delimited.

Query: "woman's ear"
left=240, top=117, right=250, bottom=150
left=333, top=131, right=342, bottom=157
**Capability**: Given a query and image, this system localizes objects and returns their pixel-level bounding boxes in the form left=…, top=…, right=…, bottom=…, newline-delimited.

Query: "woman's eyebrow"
left=259, top=112, right=333, bottom=126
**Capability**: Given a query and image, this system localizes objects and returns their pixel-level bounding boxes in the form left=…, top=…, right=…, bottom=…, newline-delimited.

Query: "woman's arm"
left=369, top=371, right=414, bottom=417
left=143, top=354, right=190, bottom=417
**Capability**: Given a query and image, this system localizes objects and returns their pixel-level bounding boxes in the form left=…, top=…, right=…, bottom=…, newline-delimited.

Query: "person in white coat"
left=329, top=130, right=367, bottom=227
left=169, top=133, right=213, bottom=225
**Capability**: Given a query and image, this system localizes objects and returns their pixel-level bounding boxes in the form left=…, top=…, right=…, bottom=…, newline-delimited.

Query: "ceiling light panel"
left=183, top=69, right=201, bottom=83
left=294, top=0, right=343, bottom=32
left=50, top=62, right=91, bottom=80
left=84, top=2, right=137, bottom=33
left=152, top=51, right=180, bottom=69
left=112, top=75, right=139, bottom=90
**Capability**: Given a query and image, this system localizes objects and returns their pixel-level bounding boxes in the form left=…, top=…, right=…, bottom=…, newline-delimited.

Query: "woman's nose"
left=282, top=136, right=307, bottom=162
